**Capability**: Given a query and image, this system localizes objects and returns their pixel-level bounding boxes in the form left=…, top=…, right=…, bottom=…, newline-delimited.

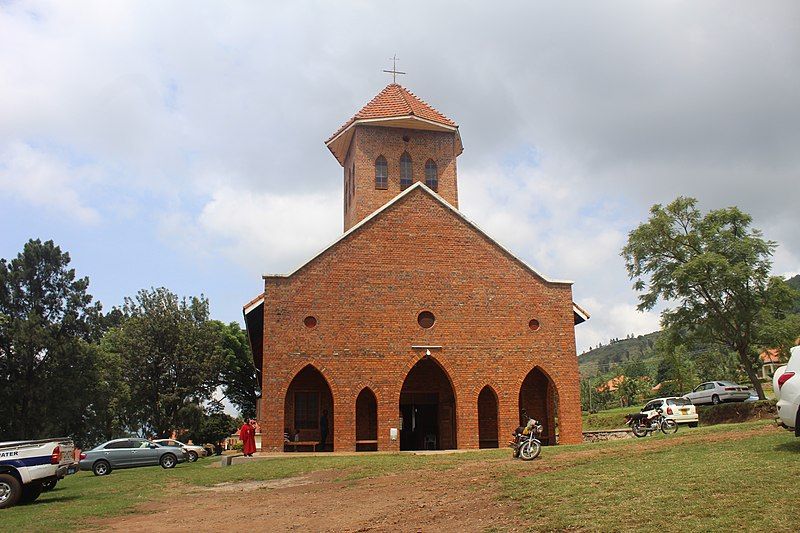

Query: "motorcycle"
left=510, top=411, right=542, bottom=460
left=625, top=408, right=678, bottom=438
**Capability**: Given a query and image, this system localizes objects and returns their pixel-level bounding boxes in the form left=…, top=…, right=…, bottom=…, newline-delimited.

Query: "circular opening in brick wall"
left=303, top=316, right=318, bottom=328
left=417, top=311, right=436, bottom=329
left=402, top=134, right=410, bottom=143
left=528, top=319, right=540, bottom=331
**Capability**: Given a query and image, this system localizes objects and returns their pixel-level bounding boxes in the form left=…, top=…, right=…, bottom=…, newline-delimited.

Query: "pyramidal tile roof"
left=326, top=84, right=457, bottom=144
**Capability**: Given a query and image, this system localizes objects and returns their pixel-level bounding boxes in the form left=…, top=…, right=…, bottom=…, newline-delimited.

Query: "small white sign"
left=389, top=428, right=398, bottom=441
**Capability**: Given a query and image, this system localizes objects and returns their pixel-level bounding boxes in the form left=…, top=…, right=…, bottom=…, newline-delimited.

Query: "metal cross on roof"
left=382, top=54, right=406, bottom=84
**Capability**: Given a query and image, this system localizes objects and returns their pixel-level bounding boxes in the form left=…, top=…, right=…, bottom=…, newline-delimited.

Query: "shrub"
left=697, top=400, right=776, bottom=426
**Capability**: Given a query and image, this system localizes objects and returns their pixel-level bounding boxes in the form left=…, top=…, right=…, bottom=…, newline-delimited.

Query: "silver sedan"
left=683, top=381, right=751, bottom=405
left=78, top=438, right=187, bottom=476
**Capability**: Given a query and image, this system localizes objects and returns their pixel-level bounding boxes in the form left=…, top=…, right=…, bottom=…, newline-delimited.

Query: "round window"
left=417, top=311, right=436, bottom=329
left=528, top=319, right=540, bottom=331
left=303, top=316, right=317, bottom=328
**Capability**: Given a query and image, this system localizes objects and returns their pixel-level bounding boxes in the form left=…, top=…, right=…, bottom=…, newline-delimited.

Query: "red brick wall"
left=343, top=125, right=459, bottom=231
left=258, top=187, right=582, bottom=452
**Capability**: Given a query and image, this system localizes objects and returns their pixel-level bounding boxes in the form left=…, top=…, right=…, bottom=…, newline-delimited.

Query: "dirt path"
left=95, top=425, right=775, bottom=532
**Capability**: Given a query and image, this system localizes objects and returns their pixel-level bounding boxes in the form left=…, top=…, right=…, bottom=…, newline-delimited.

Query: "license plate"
left=680, top=409, right=688, bottom=415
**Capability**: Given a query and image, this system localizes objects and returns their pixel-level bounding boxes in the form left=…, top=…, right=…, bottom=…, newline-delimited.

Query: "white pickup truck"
left=0, top=438, right=77, bottom=509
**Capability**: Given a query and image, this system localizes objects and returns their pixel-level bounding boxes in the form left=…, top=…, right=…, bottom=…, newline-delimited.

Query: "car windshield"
left=667, top=398, right=691, bottom=406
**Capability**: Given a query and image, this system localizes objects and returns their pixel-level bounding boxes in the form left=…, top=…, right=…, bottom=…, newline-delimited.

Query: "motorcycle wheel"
left=661, top=419, right=678, bottom=434
left=519, top=439, right=541, bottom=461
left=631, top=423, right=648, bottom=438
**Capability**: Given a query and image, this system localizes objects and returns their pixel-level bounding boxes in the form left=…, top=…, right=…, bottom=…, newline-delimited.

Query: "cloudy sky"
left=1, top=1, right=798, bottom=354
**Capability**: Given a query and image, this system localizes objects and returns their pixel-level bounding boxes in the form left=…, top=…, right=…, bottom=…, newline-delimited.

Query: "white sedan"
left=153, top=439, right=206, bottom=462
left=773, top=345, right=800, bottom=436
left=641, top=397, right=699, bottom=426
left=683, top=381, right=751, bottom=405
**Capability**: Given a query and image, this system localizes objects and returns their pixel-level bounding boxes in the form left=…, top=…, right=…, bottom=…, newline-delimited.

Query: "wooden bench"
left=355, top=439, right=378, bottom=451
left=284, top=441, right=318, bottom=452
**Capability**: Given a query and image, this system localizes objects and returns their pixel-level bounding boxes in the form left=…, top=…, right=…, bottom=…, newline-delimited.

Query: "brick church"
left=244, top=83, right=589, bottom=452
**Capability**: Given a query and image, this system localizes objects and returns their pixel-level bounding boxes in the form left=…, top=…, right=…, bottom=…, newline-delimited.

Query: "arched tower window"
left=400, top=152, right=413, bottom=189
left=375, top=156, right=388, bottom=190
left=425, top=159, right=438, bottom=191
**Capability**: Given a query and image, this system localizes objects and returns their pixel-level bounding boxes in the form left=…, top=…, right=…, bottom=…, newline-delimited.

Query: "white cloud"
left=0, top=141, right=100, bottom=223
left=175, top=186, right=342, bottom=276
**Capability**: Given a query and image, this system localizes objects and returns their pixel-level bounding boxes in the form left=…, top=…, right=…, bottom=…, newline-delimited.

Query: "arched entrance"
left=284, top=365, right=334, bottom=451
left=355, top=388, right=378, bottom=451
left=399, top=357, right=457, bottom=450
left=477, top=386, right=499, bottom=448
left=519, top=367, right=559, bottom=445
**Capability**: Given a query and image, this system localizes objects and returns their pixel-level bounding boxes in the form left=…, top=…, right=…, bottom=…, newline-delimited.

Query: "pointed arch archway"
left=519, top=367, right=559, bottom=445
left=477, top=385, right=499, bottom=448
left=399, top=357, right=457, bottom=450
left=284, top=364, right=334, bottom=451
left=355, top=387, right=378, bottom=451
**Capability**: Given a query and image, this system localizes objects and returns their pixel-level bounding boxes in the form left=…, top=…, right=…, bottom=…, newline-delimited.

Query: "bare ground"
left=93, top=426, right=773, bottom=533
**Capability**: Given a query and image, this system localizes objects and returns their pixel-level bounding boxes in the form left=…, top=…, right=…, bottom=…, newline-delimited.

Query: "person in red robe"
left=239, top=419, right=257, bottom=457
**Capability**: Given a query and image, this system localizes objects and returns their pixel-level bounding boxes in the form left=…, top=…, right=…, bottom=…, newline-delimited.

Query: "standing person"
left=319, top=409, right=329, bottom=452
left=239, top=419, right=257, bottom=457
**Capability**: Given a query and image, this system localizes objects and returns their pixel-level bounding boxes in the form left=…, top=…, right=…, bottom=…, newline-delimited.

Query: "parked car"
left=640, top=397, right=699, bottom=427
left=773, top=345, right=800, bottom=436
left=153, top=439, right=205, bottom=462
left=0, top=438, right=76, bottom=509
left=683, top=381, right=751, bottom=405
left=79, top=438, right=187, bottom=476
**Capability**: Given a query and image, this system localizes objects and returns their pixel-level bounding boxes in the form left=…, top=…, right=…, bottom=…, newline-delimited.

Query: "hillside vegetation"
left=578, top=331, right=660, bottom=378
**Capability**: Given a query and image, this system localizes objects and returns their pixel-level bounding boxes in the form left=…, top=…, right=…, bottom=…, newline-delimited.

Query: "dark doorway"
left=477, top=386, right=499, bottom=448
left=355, top=388, right=378, bottom=451
left=519, top=367, right=558, bottom=445
left=399, top=358, right=456, bottom=450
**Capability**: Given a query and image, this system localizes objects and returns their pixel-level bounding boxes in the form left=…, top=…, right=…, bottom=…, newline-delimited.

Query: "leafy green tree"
left=0, top=239, right=108, bottom=442
left=622, top=197, right=800, bottom=399
left=103, top=288, right=224, bottom=437
left=215, top=321, right=259, bottom=419
left=654, top=339, right=698, bottom=397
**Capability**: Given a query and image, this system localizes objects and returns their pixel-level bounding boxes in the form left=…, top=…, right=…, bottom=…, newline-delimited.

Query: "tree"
left=0, top=239, right=109, bottom=442
left=622, top=197, right=800, bottom=399
left=215, top=321, right=259, bottom=419
left=103, top=288, right=224, bottom=437
left=654, top=337, right=698, bottom=397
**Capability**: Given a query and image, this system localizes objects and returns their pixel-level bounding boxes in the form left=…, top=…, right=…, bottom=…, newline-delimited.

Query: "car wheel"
left=19, top=482, right=43, bottom=504
left=160, top=453, right=177, bottom=469
left=92, top=460, right=111, bottom=476
left=40, top=479, right=57, bottom=492
left=0, top=473, right=22, bottom=509
left=711, top=394, right=721, bottom=405
left=187, top=451, right=198, bottom=463
left=688, top=422, right=699, bottom=428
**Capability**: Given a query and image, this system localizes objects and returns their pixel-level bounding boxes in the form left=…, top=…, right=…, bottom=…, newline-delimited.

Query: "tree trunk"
left=738, top=348, right=765, bottom=400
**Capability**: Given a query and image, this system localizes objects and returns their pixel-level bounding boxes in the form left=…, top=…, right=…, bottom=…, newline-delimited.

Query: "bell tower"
left=325, top=84, right=464, bottom=231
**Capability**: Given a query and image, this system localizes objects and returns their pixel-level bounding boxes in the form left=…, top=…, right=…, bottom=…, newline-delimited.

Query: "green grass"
left=4, top=422, right=799, bottom=531
left=582, top=405, right=634, bottom=430
left=504, top=421, right=800, bottom=531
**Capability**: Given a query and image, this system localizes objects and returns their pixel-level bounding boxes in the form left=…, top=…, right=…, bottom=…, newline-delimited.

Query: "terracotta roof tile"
left=326, top=84, right=457, bottom=143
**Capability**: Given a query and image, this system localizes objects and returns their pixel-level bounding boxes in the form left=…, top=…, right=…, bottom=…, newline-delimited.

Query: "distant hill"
left=579, top=275, right=800, bottom=379
left=578, top=331, right=661, bottom=378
